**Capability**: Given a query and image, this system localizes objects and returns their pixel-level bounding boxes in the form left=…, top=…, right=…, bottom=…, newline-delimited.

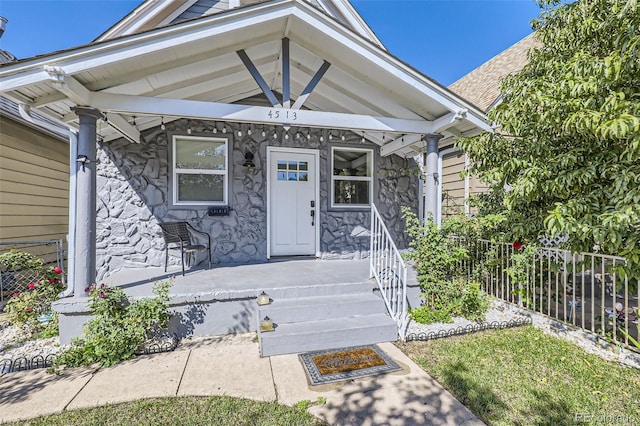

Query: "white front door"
left=268, top=148, right=318, bottom=256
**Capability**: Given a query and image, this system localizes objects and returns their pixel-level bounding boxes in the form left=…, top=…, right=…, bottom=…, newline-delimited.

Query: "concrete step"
left=262, top=281, right=375, bottom=299
left=259, top=293, right=387, bottom=324
left=259, top=313, right=398, bottom=357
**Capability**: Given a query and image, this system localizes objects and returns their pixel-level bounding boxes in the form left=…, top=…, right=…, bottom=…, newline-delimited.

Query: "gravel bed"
left=405, top=299, right=530, bottom=336
left=0, top=322, right=65, bottom=363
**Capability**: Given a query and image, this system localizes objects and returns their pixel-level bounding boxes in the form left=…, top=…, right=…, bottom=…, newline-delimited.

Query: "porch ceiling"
left=0, top=0, right=491, bottom=157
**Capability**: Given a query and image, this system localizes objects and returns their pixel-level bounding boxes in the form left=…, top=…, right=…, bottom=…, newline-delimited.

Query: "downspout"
left=61, top=131, right=78, bottom=297
left=18, top=103, right=76, bottom=297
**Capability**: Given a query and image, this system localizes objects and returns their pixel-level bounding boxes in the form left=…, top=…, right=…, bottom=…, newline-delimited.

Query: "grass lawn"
left=14, top=396, right=327, bottom=426
left=399, top=325, right=640, bottom=426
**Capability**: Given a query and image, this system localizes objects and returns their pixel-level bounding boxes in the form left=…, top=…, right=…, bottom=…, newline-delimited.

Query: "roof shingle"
left=449, top=33, right=540, bottom=112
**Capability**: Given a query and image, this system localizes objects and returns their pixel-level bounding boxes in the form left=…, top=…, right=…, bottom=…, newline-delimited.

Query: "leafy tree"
left=458, top=0, right=640, bottom=276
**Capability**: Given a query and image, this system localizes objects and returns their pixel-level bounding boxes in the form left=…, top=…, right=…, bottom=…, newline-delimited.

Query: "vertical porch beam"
left=237, top=50, right=281, bottom=107
left=71, top=107, right=102, bottom=297
left=424, top=133, right=443, bottom=223
left=282, top=38, right=290, bottom=108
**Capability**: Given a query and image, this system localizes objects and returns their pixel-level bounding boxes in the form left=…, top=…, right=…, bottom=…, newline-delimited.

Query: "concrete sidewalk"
left=0, top=335, right=484, bottom=425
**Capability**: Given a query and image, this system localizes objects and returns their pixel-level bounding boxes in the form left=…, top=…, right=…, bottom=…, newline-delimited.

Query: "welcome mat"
left=299, top=344, right=402, bottom=386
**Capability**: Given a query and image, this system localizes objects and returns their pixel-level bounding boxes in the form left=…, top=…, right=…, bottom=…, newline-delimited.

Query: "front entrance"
left=267, top=147, right=319, bottom=257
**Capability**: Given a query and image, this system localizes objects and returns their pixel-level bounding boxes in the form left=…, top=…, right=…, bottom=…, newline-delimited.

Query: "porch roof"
left=0, top=0, right=491, bottom=157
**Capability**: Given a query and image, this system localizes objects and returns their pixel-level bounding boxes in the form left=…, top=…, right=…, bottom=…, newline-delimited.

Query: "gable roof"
left=449, top=33, right=539, bottom=112
left=0, top=0, right=490, bottom=156
left=97, top=0, right=384, bottom=48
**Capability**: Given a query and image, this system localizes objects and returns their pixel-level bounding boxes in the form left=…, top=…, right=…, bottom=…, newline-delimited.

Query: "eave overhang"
left=0, top=0, right=490, bottom=157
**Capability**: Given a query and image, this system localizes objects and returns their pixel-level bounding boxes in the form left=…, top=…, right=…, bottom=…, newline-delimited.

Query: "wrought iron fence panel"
left=473, top=240, right=639, bottom=351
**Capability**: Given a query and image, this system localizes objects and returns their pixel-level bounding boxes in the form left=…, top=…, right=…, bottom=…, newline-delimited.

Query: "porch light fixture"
left=160, top=117, right=166, bottom=130
left=222, top=125, right=227, bottom=133
left=243, top=151, right=256, bottom=168
left=256, top=291, right=271, bottom=306
left=238, top=129, right=243, bottom=137
left=260, top=316, right=274, bottom=332
left=262, top=126, right=267, bottom=137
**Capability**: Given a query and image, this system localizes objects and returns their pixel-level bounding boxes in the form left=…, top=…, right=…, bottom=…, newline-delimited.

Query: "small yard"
left=399, top=326, right=640, bottom=426
left=10, top=396, right=327, bottom=426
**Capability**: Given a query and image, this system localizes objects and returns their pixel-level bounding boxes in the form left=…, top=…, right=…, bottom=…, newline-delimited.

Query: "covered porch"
left=0, top=0, right=489, bottom=349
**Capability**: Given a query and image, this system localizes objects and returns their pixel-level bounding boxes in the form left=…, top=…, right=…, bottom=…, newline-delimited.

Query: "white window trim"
left=331, top=146, right=373, bottom=208
left=171, top=135, right=229, bottom=206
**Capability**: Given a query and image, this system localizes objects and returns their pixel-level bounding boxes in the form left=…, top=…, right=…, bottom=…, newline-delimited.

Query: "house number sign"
left=267, top=109, right=298, bottom=121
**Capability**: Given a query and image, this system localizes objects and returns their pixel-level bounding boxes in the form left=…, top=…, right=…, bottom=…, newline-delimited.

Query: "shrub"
left=54, top=279, right=172, bottom=368
left=403, top=208, right=490, bottom=324
left=1, top=250, right=66, bottom=338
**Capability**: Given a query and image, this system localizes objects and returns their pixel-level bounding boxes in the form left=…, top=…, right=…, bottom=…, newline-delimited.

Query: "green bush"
left=403, top=209, right=490, bottom=324
left=55, top=280, right=172, bottom=368
left=1, top=250, right=66, bottom=338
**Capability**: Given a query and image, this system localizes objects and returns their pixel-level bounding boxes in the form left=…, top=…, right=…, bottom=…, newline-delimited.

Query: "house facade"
left=0, top=0, right=491, bottom=344
left=96, top=119, right=417, bottom=278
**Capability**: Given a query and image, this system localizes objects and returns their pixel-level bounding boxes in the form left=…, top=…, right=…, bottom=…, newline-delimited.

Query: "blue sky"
left=0, top=0, right=540, bottom=86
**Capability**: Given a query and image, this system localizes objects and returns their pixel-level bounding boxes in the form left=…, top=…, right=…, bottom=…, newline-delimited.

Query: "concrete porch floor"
left=103, top=258, right=373, bottom=300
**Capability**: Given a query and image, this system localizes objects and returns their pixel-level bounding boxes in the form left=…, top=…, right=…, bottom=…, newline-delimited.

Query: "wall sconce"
left=243, top=151, right=256, bottom=168
left=260, top=316, right=274, bottom=332
left=256, top=291, right=271, bottom=306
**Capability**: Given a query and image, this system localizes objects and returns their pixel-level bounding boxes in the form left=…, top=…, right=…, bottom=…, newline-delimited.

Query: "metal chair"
left=159, top=222, right=212, bottom=276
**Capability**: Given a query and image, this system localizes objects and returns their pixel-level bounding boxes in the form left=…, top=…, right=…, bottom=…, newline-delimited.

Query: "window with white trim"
left=171, top=135, right=228, bottom=205
left=331, top=147, right=373, bottom=207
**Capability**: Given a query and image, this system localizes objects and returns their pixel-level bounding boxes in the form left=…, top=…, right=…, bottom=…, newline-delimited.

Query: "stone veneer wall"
left=96, top=119, right=418, bottom=279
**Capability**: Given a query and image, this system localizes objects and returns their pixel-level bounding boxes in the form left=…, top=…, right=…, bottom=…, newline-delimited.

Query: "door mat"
left=299, top=344, right=401, bottom=386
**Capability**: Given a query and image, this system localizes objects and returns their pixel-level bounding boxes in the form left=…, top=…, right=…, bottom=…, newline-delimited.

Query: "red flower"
left=28, top=283, right=36, bottom=290
left=513, top=241, right=523, bottom=251
left=99, top=292, right=105, bottom=299
left=11, top=292, right=19, bottom=298
left=53, top=267, right=63, bottom=275
left=24, top=307, right=32, bottom=312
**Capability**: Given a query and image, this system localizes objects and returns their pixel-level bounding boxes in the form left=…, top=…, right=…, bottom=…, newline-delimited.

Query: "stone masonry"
left=96, top=119, right=419, bottom=279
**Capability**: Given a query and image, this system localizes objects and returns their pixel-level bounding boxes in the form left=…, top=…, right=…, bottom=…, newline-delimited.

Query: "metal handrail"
left=370, top=203, right=409, bottom=340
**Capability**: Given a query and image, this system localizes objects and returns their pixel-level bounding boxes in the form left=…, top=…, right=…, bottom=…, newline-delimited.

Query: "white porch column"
left=71, top=107, right=102, bottom=297
left=424, top=133, right=443, bottom=223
